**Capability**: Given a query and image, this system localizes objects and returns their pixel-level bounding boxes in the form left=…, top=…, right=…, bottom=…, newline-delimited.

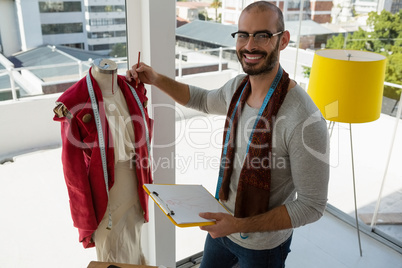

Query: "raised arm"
left=126, top=62, right=190, bottom=106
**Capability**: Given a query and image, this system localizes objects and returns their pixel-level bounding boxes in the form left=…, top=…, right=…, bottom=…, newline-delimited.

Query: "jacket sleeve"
left=60, top=117, right=98, bottom=248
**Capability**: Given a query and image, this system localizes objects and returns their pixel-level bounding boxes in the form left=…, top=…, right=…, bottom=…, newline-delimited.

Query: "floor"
left=182, top=209, right=402, bottom=268
left=286, top=209, right=402, bottom=268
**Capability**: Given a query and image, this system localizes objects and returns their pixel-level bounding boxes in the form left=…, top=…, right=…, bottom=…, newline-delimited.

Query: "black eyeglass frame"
left=231, top=30, right=284, bottom=39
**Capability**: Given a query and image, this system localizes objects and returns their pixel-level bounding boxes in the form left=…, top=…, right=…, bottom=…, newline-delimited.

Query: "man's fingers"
left=126, top=70, right=134, bottom=81
left=199, top=212, right=214, bottom=219
left=200, top=212, right=224, bottom=220
left=126, top=64, right=141, bottom=82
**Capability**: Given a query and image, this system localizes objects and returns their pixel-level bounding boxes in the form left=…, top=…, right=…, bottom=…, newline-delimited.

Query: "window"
left=391, top=0, right=402, bottom=13
left=89, top=18, right=113, bottom=26
left=88, top=43, right=116, bottom=51
left=87, top=31, right=126, bottom=39
left=39, top=1, right=82, bottom=13
left=87, top=5, right=125, bottom=13
left=41, top=23, right=83, bottom=35
left=88, top=18, right=126, bottom=26
left=60, top=42, right=84, bottom=49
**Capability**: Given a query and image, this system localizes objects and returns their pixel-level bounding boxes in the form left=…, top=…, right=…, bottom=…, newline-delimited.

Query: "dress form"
left=91, top=58, right=119, bottom=96
left=91, top=59, right=146, bottom=264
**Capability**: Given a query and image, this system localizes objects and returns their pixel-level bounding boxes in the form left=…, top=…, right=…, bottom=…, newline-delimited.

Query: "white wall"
left=0, top=94, right=61, bottom=162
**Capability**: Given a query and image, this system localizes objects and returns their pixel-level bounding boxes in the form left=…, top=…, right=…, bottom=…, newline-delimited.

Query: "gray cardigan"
left=186, top=74, right=330, bottom=250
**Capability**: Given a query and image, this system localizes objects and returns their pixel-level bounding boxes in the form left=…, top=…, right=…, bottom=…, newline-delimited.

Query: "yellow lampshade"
left=307, top=49, right=386, bottom=123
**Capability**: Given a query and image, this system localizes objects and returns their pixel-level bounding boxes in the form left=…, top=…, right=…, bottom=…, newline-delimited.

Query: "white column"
left=14, top=0, right=43, bottom=51
left=126, top=1, right=176, bottom=267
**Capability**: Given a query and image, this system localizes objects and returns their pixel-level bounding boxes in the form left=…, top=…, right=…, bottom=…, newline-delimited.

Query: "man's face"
left=236, top=9, right=282, bottom=76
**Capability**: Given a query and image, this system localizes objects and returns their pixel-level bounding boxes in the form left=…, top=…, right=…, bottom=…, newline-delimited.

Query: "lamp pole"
left=347, top=52, right=363, bottom=256
left=349, top=124, right=363, bottom=257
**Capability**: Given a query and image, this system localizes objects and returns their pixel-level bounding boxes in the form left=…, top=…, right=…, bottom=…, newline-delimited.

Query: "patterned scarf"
left=218, top=69, right=290, bottom=218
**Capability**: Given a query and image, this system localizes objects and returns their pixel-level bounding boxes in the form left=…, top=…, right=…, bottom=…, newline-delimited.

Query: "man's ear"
left=279, top=30, right=290, bottom=51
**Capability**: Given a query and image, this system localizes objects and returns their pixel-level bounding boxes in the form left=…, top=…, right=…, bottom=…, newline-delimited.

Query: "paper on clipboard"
left=143, top=184, right=230, bottom=227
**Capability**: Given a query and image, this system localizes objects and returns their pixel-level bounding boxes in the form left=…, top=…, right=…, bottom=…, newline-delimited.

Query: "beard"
left=237, top=38, right=280, bottom=76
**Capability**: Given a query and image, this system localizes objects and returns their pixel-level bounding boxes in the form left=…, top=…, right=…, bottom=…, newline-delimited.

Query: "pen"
left=136, top=51, right=141, bottom=87
left=151, top=191, right=175, bottom=216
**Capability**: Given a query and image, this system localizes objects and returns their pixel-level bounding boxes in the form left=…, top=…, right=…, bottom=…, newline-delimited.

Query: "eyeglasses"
left=231, top=30, right=284, bottom=46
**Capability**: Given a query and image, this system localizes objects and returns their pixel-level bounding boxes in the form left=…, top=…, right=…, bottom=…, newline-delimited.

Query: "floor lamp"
left=307, top=49, right=387, bottom=256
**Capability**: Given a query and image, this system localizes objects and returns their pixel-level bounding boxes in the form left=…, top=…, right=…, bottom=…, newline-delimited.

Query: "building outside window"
left=39, top=1, right=82, bottom=12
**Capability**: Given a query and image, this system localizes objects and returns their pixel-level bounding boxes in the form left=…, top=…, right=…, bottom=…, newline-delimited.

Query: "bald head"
left=241, top=1, right=285, bottom=33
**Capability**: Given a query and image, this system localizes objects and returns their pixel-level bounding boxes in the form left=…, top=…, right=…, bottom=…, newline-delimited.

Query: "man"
left=126, top=1, right=329, bottom=267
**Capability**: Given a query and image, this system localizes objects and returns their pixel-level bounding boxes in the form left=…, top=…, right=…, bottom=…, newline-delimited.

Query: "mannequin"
left=53, top=58, right=153, bottom=265
left=91, top=58, right=145, bottom=264
left=91, top=58, right=119, bottom=95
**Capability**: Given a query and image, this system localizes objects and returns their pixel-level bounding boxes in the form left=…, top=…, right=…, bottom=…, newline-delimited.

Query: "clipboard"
left=143, top=184, right=230, bottom=227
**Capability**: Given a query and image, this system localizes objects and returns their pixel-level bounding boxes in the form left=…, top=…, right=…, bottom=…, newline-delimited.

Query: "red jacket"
left=53, top=69, right=153, bottom=248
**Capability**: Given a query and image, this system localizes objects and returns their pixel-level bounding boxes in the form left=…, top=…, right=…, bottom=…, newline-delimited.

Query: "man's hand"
left=126, top=62, right=158, bottom=85
left=199, top=205, right=293, bottom=238
left=199, top=212, right=240, bottom=238
left=125, top=62, right=190, bottom=105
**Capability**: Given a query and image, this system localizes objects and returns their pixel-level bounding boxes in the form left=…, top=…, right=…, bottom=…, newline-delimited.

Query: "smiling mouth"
left=245, top=55, right=262, bottom=60
left=242, top=50, right=266, bottom=61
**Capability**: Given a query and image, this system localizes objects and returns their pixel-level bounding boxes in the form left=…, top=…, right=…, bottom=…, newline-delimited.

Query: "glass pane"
left=0, top=1, right=127, bottom=267
left=0, top=1, right=128, bottom=101
left=175, top=0, right=402, bottom=262
left=321, top=8, right=402, bottom=248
